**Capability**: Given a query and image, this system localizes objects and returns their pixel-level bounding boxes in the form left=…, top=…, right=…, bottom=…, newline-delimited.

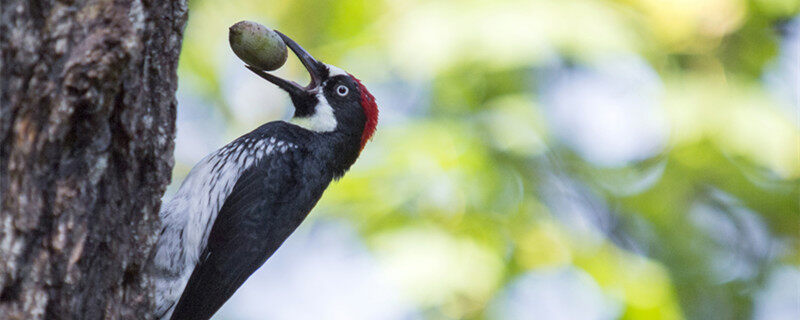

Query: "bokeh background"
left=167, top=0, right=800, bottom=319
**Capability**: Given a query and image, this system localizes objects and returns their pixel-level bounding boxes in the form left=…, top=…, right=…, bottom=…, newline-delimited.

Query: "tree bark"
left=0, top=0, right=187, bottom=318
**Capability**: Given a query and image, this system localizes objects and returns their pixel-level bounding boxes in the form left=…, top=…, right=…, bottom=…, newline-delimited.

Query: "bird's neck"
left=275, top=119, right=364, bottom=179
left=316, top=129, right=362, bottom=180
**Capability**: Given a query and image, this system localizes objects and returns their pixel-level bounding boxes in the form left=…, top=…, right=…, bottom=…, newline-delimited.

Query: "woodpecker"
left=150, top=31, right=378, bottom=320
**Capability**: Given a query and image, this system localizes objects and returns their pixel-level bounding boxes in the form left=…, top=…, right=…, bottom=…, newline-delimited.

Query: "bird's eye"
left=336, top=85, right=349, bottom=96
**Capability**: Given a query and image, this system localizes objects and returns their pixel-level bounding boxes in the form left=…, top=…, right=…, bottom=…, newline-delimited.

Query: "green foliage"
left=179, top=0, right=799, bottom=319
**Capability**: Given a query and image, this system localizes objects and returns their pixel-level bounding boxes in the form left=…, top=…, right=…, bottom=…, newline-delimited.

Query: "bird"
left=149, top=31, right=378, bottom=320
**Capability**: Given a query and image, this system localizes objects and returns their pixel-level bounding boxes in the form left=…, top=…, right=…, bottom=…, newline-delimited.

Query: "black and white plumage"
left=150, top=31, right=378, bottom=320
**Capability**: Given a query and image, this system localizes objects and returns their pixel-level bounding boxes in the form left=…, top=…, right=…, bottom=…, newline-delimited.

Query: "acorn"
left=229, top=21, right=288, bottom=71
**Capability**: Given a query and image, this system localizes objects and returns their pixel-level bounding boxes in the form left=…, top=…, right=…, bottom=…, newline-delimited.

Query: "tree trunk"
left=0, top=0, right=187, bottom=318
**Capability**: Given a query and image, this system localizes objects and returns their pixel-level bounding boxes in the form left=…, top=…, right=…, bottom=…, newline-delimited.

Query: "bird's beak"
left=246, top=31, right=327, bottom=102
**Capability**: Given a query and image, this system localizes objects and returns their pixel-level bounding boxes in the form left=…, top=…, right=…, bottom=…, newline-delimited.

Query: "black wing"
left=170, top=142, right=328, bottom=320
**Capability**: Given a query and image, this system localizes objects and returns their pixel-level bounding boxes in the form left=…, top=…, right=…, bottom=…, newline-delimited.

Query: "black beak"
left=246, top=31, right=327, bottom=98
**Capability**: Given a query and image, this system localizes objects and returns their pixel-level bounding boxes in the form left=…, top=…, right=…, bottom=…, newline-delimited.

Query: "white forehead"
left=326, top=64, right=348, bottom=78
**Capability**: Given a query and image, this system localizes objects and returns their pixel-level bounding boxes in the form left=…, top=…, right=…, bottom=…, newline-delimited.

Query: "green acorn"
left=229, top=21, right=288, bottom=71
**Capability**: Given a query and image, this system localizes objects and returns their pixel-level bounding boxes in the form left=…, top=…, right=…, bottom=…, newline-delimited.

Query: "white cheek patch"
left=290, top=64, right=349, bottom=133
left=291, top=89, right=338, bottom=132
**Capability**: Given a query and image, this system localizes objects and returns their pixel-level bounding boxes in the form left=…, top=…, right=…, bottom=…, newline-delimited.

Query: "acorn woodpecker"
left=150, top=31, right=378, bottom=320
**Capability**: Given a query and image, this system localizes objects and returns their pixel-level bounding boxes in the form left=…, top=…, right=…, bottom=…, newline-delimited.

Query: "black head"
left=246, top=32, right=378, bottom=151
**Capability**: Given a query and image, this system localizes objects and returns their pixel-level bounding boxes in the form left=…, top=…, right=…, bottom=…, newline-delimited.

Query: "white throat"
left=290, top=88, right=337, bottom=132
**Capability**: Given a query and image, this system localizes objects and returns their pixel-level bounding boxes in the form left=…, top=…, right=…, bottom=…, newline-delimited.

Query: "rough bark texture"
left=0, top=0, right=187, bottom=318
